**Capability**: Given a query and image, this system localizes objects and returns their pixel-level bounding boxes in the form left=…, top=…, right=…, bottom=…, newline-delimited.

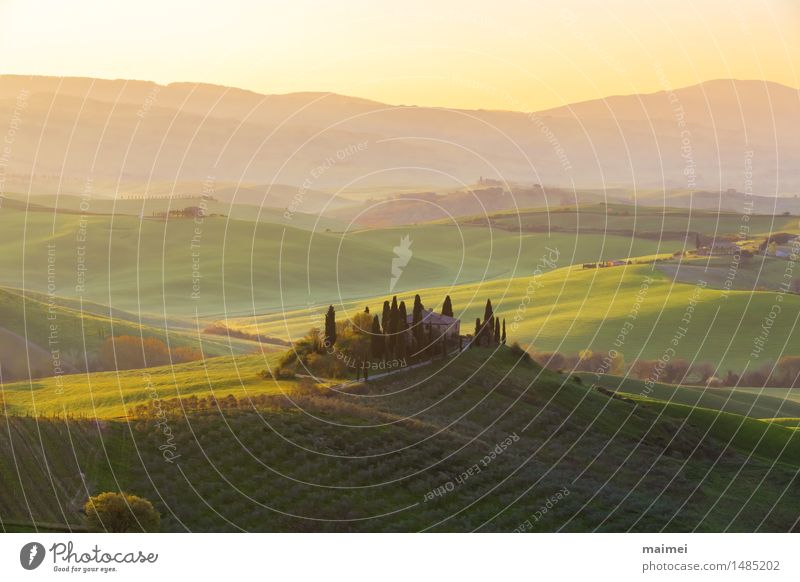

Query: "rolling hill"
left=0, top=206, right=672, bottom=318
left=232, top=258, right=800, bottom=374
left=1, top=347, right=797, bottom=532
left=0, top=285, right=265, bottom=381
left=1, top=75, right=797, bottom=193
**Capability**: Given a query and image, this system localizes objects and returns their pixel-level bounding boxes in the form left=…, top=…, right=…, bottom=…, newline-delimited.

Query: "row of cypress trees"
left=323, top=294, right=506, bottom=357
left=370, top=295, right=410, bottom=359
left=473, top=299, right=506, bottom=347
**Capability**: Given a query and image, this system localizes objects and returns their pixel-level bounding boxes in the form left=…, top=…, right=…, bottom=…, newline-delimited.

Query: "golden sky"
left=1, top=0, right=797, bottom=110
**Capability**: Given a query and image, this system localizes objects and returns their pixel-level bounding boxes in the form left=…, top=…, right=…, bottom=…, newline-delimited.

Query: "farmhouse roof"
left=406, top=309, right=459, bottom=326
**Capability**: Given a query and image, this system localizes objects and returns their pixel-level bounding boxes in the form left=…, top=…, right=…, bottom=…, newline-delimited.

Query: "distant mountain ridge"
left=1, top=75, right=797, bottom=197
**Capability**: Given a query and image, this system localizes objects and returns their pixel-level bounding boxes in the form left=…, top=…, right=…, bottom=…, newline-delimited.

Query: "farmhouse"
left=709, top=241, right=739, bottom=255
left=696, top=240, right=739, bottom=256
left=407, top=309, right=461, bottom=342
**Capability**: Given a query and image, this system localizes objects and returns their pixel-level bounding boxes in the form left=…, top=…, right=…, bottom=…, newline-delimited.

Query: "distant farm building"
left=697, top=240, right=739, bottom=256
left=152, top=206, right=208, bottom=220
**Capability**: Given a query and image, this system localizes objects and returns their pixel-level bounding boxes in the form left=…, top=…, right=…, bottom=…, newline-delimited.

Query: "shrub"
left=84, top=492, right=160, bottom=533
left=509, top=342, right=532, bottom=362
left=99, top=336, right=203, bottom=371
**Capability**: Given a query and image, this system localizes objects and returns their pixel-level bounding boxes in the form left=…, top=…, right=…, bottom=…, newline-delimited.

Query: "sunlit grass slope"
left=2, top=348, right=797, bottom=532
left=234, top=262, right=800, bottom=373
left=0, top=208, right=685, bottom=318
left=471, top=204, right=800, bottom=238
left=1, top=352, right=293, bottom=419
left=589, top=374, right=800, bottom=420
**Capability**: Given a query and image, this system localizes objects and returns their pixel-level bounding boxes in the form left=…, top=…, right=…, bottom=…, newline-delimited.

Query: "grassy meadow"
left=1, top=348, right=797, bottom=532
left=1, top=352, right=291, bottom=419
left=470, top=203, right=800, bottom=239
left=1, top=201, right=799, bottom=533
left=230, top=261, right=800, bottom=374
left=0, top=205, right=696, bottom=319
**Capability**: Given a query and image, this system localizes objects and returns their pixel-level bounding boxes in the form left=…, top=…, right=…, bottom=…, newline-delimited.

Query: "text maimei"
left=49, top=541, right=158, bottom=565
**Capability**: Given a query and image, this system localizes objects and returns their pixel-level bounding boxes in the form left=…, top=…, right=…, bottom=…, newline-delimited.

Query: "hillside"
left=0, top=287, right=242, bottom=381
left=466, top=203, right=800, bottom=238
left=232, top=258, right=800, bottom=374
left=0, top=206, right=671, bottom=318
left=1, top=348, right=797, bottom=532
left=1, top=192, right=351, bottom=232
left=1, top=75, right=798, bottom=192
left=589, top=373, right=800, bottom=421
left=1, top=352, right=290, bottom=419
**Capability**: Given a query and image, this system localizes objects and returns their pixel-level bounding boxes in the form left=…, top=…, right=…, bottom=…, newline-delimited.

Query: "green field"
left=589, top=374, right=800, bottom=420
left=232, top=261, right=800, bottom=374
left=1, top=352, right=291, bottom=418
left=2, top=348, right=797, bottom=532
left=0, top=207, right=678, bottom=319
left=0, top=286, right=262, bottom=381
left=3, top=193, right=350, bottom=232
left=656, top=255, right=796, bottom=292
left=468, top=203, right=800, bottom=239
left=2, top=202, right=800, bottom=533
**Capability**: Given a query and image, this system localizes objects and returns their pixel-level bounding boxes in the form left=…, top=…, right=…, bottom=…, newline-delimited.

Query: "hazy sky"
left=1, top=0, right=797, bottom=110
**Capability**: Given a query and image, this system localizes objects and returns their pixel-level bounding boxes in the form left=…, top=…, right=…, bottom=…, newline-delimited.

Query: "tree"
left=631, top=359, right=659, bottom=381
left=99, top=336, right=173, bottom=371
left=396, top=317, right=408, bottom=359
left=324, top=305, right=337, bottom=348
left=388, top=296, right=399, bottom=355
left=494, top=318, right=501, bottom=345
left=303, top=327, right=323, bottom=354
left=609, top=352, right=625, bottom=376
left=473, top=318, right=481, bottom=347
left=441, top=295, right=453, bottom=317
left=381, top=300, right=391, bottom=334
left=370, top=316, right=384, bottom=359
left=397, top=301, right=408, bottom=358
left=412, top=294, right=425, bottom=350
left=483, top=299, right=494, bottom=345
left=723, top=370, right=740, bottom=387
left=776, top=356, right=800, bottom=387
left=501, top=319, right=507, bottom=344
left=364, top=306, right=370, bottom=314
left=483, top=299, right=494, bottom=323
left=663, top=358, right=690, bottom=384
left=84, top=492, right=160, bottom=533
left=692, top=362, right=715, bottom=383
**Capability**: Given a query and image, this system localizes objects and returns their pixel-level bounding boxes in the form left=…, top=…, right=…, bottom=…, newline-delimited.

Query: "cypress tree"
left=324, top=305, right=336, bottom=347
left=412, top=294, right=425, bottom=350
left=398, top=301, right=408, bottom=324
left=396, top=317, right=408, bottom=359
left=501, top=319, right=507, bottom=344
left=494, top=318, right=501, bottom=345
left=441, top=295, right=453, bottom=317
left=381, top=300, right=391, bottom=334
left=483, top=298, right=494, bottom=323
left=397, top=301, right=408, bottom=357
left=483, top=299, right=494, bottom=344
left=388, top=296, right=399, bottom=355
left=370, top=315, right=384, bottom=359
